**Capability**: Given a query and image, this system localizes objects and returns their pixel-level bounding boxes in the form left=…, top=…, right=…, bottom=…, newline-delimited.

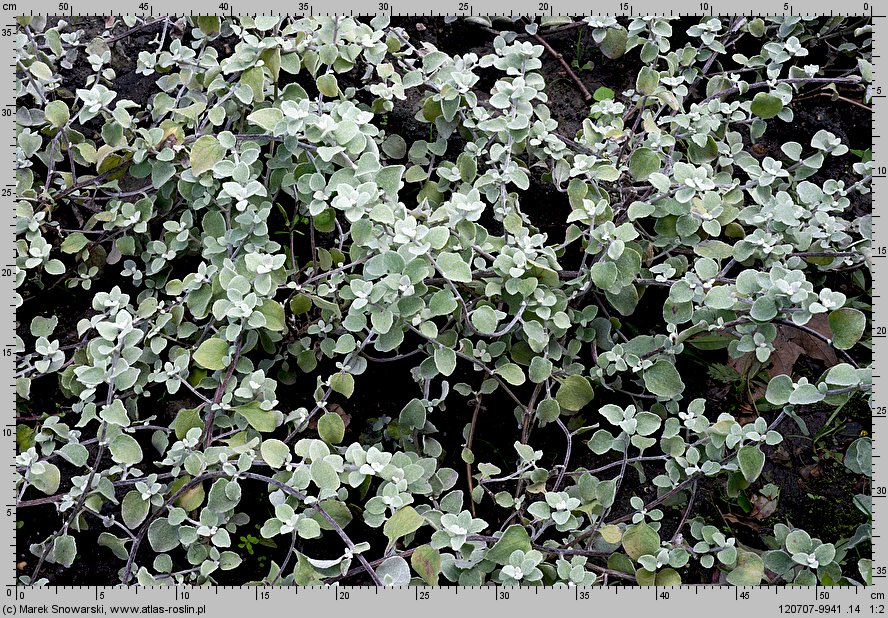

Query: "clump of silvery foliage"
left=14, top=14, right=872, bottom=586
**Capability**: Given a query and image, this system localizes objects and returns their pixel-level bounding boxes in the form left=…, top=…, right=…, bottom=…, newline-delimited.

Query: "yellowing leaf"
left=555, top=375, right=595, bottom=412
left=410, top=545, right=441, bottom=586
left=384, top=506, right=424, bottom=546
left=189, top=135, right=225, bottom=176
left=236, top=402, right=278, bottom=432
left=193, top=337, right=229, bottom=370
left=316, top=74, right=339, bottom=97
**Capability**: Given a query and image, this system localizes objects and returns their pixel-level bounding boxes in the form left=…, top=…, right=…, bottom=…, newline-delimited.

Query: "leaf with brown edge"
left=410, top=545, right=441, bottom=586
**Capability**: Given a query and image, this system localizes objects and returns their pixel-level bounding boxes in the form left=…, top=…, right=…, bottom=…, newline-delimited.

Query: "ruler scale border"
left=5, top=4, right=882, bottom=616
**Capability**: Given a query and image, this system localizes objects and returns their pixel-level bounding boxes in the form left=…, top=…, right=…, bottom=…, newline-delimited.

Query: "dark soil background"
left=17, top=16, right=872, bottom=585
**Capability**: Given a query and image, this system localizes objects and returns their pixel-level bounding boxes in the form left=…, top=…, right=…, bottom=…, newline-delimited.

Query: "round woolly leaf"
left=471, top=305, right=499, bottom=334
left=528, top=356, right=553, bottom=384
left=747, top=18, right=766, bottom=37
left=765, top=375, right=793, bottom=405
left=290, top=294, right=312, bottom=316
left=60, top=232, right=88, bottom=254
left=643, top=360, right=685, bottom=399
left=219, top=551, right=243, bottom=570
left=434, top=346, right=457, bottom=377
left=590, top=261, right=618, bottom=289
left=329, top=373, right=355, bottom=399
left=750, top=92, right=784, bottom=119
left=555, top=375, right=595, bottom=412
left=257, top=300, right=286, bottom=332
left=750, top=296, right=778, bottom=321
left=44, top=100, right=70, bottom=128
left=593, top=86, right=615, bottom=101
left=437, top=252, right=472, bottom=284
left=725, top=549, right=764, bottom=586
left=535, top=398, right=561, bottom=423
left=236, top=403, right=278, bottom=432
left=376, top=556, right=410, bottom=585
left=622, top=522, right=660, bottom=561
left=175, top=482, right=205, bottom=512
left=634, top=412, right=662, bottom=437
left=599, top=27, right=627, bottom=59
left=122, top=490, right=150, bottom=529
left=174, top=407, right=204, bottom=440
left=844, top=437, right=872, bottom=478
left=384, top=505, right=424, bottom=545
left=56, top=443, right=88, bottom=467
left=785, top=529, right=812, bottom=554
left=486, top=524, right=532, bottom=564
left=382, top=134, right=408, bottom=159
left=30, top=461, right=61, bottom=495
left=100, top=399, right=130, bottom=427
left=189, top=135, right=226, bottom=176
left=655, top=568, right=681, bottom=586
left=828, top=307, right=866, bottom=350
left=53, top=534, right=77, bottom=568
left=629, top=147, right=660, bottom=180
left=636, top=66, right=659, bottom=95
left=599, top=524, right=623, bottom=544
left=197, top=16, right=221, bottom=35
left=588, top=429, right=615, bottom=455
left=814, top=543, right=837, bottom=567
left=148, top=518, right=180, bottom=553
left=411, top=545, right=441, bottom=586
left=788, top=383, right=824, bottom=405
left=110, top=434, right=143, bottom=465
left=317, top=412, right=345, bottom=445
left=247, top=108, right=283, bottom=132
left=316, top=74, right=339, bottom=97
left=310, top=459, right=340, bottom=491
left=825, top=363, right=860, bottom=387
left=737, top=445, right=765, bottom=483
left=260, top=438, right=291, bottom=469
left=495, top=362, right=525, bottom=386
left=193, top=337, right=229, bottom=371
left=29, top=61, right=53, bottom=81
left=781, top=141, right=803, bottom=160
left=45, top=259, right=65, bottom=275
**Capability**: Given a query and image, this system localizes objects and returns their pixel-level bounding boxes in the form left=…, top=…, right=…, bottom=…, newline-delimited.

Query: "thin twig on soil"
left=700, top=76, right=862, bottom=104
left=530, top=32, right=592, bottom=102
left=465, top=396, right=483, bottom=517
left=103, top=17, right=170, bottom=45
